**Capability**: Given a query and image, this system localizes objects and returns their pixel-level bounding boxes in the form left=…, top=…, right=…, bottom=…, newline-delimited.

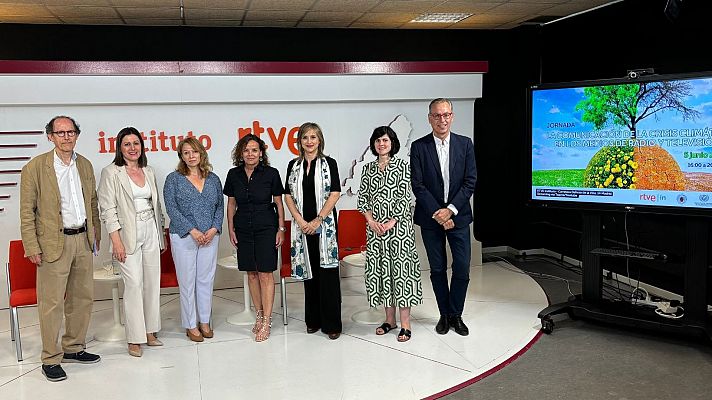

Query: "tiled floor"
left=0, top=261, right=547, bottom=399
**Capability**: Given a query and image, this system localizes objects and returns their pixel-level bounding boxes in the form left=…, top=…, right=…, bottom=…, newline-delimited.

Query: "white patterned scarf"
left=287, top=157, right=339, bottom=281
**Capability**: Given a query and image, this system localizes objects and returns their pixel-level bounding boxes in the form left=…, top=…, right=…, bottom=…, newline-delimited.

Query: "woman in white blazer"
left=98, top=127, right=165, bottom=357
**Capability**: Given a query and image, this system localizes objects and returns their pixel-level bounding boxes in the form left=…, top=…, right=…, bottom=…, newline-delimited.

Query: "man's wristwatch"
left=279, top=226, right=286, bottom=232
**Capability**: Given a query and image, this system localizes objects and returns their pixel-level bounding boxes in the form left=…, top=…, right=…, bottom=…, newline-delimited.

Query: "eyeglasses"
left=429, top=112, right=453, bottom=120
left=51, top=130, right=77, bottom=137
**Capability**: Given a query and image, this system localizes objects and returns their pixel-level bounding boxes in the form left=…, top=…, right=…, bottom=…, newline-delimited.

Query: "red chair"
left=279, top=220, right=292, bottom=325
left=337, top=210, right=367, bottom=260
left=6, top=240, right=37, bottom=362
left=160, top=229, right=179, bottom=289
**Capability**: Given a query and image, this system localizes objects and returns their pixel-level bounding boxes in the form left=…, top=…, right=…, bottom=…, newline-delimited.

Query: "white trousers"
left=117, top=214, right=161, bottom=344
left=170, top=233, right=219, bottom=329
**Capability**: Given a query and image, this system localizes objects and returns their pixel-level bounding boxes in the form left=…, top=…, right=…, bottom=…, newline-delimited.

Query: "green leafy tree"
left=575, top=81, right=700, bottom=138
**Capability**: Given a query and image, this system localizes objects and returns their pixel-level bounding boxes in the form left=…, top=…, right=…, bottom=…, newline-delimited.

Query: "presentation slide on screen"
left=531, top=76, right=712, bottom=209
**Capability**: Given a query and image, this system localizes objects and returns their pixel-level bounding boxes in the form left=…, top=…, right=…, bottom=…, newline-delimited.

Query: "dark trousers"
left=304, top=236, right=342, bottom=333
left=420, top=225, right=471, bottom=316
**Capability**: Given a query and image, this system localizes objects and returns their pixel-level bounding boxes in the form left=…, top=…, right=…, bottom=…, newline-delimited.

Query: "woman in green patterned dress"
left=357, top=126, right=422, bottom=342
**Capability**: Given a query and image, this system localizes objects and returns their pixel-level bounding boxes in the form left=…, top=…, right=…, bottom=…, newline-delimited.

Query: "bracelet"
left=317, top=215, right=324, bottom=222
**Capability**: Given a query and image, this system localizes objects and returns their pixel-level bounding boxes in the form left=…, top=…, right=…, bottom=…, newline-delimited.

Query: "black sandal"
left=376, top=322, right=398, bottom=335
left=397, top=328, right=412, bottom=342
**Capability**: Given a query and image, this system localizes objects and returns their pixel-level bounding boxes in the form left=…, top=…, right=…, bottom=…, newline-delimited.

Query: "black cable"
left=487, top=255, right=579, bottom=297
left=503, top=252, right=637, bottom=301
left=514, top=253, right=634, bottom=296
left=521, top=255, right=583, bottom=275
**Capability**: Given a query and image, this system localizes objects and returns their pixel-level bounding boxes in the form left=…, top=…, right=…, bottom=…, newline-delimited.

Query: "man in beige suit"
left=20, top=116, right=102, bottom=382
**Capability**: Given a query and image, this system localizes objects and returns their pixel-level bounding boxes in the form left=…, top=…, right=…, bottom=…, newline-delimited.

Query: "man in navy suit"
left=410, top=98, right=477, bottom=336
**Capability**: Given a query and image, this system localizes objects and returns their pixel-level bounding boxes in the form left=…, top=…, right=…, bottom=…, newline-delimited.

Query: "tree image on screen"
left=575, top=82, right=699, bottom=139
left=578, top=82, right=698, bottom=190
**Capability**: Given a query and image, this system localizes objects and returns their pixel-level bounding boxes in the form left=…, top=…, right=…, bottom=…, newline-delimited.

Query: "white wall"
left=0, top=72, right=482, bottom=305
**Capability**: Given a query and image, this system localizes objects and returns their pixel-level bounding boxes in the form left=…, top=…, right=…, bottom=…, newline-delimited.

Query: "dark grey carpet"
left=443, top=255, right=712, bottom=400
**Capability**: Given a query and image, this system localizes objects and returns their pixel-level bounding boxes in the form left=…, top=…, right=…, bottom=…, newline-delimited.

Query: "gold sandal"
left=255, top=315, right=272, bottom=342
left=252, top=309, right=264, bottom=334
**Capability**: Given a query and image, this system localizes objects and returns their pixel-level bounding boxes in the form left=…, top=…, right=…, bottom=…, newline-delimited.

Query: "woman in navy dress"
left=223, top=134, right=286, bottom=342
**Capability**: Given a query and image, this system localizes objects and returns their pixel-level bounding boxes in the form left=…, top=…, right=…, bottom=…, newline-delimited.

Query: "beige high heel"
left=128, top=343, right=142, bottom=357
left=255, top=315, right=272, bottom=342
left=146, top=333, right=163, bottom=346
left=252, top=309, right=264, bottom=334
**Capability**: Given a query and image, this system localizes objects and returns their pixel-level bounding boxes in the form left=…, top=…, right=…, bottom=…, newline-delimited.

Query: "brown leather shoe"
left=199, top=325, right=214, bottom=339
left=328, top=333, right=340, bottom=340
left=186, top=329, right=204, bottom=342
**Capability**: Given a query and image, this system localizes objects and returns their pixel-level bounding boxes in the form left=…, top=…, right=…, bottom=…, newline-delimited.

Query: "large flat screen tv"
left=529, top=72, right=712, bottom=215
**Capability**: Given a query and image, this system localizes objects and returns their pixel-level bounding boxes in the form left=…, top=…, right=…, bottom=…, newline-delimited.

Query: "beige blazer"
left=19, top=150, right=101, bottom=262
left=97, top=163, right=165, bottom=255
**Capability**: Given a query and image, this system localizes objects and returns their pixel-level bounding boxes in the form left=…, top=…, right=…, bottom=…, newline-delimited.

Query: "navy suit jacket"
left=410, top=132, right=477, bottom=230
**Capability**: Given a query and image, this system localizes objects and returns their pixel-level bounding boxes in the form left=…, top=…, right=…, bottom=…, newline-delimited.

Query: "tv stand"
left=538, top=213, right=712, bottom=340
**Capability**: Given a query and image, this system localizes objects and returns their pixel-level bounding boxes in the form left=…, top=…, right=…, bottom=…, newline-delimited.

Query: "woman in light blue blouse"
left=163, top=137, right=224, bottom=342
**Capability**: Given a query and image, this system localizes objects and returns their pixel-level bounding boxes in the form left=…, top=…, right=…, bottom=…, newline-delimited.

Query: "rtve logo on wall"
left=96, top=121, right=301, bottom=155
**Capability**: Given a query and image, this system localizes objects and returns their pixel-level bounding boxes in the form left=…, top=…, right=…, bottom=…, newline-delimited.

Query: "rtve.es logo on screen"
left=96, top=121, right=301, bottom=155
left=639, top=193, right=668, bottom=203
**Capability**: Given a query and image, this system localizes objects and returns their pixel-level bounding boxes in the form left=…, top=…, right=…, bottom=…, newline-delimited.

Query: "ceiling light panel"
left=410, top=12, right=472, bottom=23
